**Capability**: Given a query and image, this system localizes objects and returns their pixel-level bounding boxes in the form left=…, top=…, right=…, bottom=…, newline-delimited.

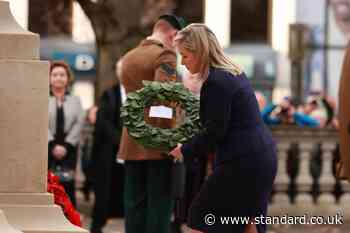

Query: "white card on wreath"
left=149, top=105, right=173, bottom=119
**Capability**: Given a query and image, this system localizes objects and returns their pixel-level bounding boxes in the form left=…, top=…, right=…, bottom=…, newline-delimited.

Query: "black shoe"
left=83, top=190, right=90, bottom=202
left=90, top=228, right=103, bottom=233
left=171, top=222, right=183, bottom=233
left=81, top=186, right=90, bottom=202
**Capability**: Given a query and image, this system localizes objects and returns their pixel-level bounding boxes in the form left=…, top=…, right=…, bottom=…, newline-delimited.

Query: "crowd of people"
left=255, top=91, right=339, bottom=129
left=47, top=13, right=342, bottom=233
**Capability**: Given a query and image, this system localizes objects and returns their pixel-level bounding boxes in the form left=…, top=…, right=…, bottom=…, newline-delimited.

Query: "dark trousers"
left=91, top=162, right=125, bottom=231
left=124, top=160, right=174, bottom=233
left=61, top=180, right=76, bottom=207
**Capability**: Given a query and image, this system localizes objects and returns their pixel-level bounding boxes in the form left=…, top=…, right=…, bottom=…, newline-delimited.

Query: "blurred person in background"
left=262, top=97, right=320, bottom=127
left=48, top=61, right=85, bottom=207
left=89, top=60, right=124, bottom=233
left=303, top=96, right=327, bottom=127
left=254, top=91, right=267, bottom=112
left=323, top=95, right=339, bottom=129
left=330, top=0, right=350, bottom=39
left=303, top=93, right=337, bottom=128
left=80, top=105, right=98, bottom=202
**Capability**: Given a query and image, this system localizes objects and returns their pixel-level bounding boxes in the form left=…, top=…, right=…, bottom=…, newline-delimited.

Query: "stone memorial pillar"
left=0, top=210, right=23, bottom=233
left=0, top=1, right=87, bottom=232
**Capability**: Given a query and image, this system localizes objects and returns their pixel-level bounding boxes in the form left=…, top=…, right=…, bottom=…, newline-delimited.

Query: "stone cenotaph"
left=0, top=1, right=87, bottom=232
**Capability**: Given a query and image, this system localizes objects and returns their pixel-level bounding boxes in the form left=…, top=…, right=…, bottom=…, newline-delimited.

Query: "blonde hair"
left=174, top=23, right=242, bottom=79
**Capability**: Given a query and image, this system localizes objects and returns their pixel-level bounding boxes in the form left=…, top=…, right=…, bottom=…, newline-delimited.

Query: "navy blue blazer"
left=181, top=67, right=275, bottom=167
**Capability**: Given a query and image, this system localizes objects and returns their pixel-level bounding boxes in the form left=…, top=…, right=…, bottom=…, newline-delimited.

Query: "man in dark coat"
left=90, top=83, right=124, bottom=233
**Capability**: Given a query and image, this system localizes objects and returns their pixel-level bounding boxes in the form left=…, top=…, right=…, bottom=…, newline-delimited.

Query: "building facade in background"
left=8, top=0, right=96, bottom=109
left=7, top=0, right=347, bottom=106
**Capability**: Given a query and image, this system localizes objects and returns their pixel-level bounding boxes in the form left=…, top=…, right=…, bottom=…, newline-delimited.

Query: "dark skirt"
left=187, top=147, right=277, bottom=233
left=174, top=156, right=208, bottom=222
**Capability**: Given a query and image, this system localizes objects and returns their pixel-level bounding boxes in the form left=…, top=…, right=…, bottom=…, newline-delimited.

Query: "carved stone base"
left=317, top=193, right=336, bottom=209
left=295, top=193, right=313, bottom=205
left=0, top=209, right=23, bottom=233
left=0, top=193, right=88, bottom=233
left=268, top=194, right=291, bottom=216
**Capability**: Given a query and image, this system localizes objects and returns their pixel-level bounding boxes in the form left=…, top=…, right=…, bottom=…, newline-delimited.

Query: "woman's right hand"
left=169, top=143, right=183, bottom=162
left=52, top=145, right=67, bottom=160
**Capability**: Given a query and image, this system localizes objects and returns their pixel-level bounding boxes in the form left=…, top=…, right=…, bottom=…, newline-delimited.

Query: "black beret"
left=158, top=14, right=187, bottom=30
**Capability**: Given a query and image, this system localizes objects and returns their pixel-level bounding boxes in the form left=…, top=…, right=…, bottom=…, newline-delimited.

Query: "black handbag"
left=50, top=164, right=75, bottom=183
left=171, top=160, right=186, bottom=199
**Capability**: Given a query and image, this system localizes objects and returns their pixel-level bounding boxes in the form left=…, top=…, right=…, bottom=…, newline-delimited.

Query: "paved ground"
left=76, top=191, right=350, bottom=233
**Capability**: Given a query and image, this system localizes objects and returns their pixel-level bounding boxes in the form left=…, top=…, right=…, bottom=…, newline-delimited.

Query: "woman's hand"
left=52, top=145, right=67, bottom=160
left=169, top=143, right=183, bottom=162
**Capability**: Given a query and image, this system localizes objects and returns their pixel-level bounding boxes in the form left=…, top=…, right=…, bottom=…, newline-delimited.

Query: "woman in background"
left=48, top=61, right=85, bottom=207
left=80, top=105, right=98, bottom=202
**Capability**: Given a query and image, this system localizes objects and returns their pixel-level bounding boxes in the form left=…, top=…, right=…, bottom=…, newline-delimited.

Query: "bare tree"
left=75, top=0, right=174, bottom=98
left=29, top=0, right=73, bottom=37
left=76, top=0, right=203, bottom=98
left=28, top=0, right=203, bottom=99
left=174, top=0, right=203, bottom=23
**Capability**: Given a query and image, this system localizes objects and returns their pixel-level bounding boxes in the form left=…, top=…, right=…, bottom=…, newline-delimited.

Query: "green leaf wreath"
left=121, top=81, right=202, bottom=151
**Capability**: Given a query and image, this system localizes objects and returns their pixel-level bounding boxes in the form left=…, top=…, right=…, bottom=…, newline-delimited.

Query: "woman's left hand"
left=169, top=143, right=183, bottom=162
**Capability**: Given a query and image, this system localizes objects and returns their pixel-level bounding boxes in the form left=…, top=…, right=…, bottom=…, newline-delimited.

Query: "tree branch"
left=75, top=0, right=99, bottom=24
left=75, top=0, right=108, bottom=40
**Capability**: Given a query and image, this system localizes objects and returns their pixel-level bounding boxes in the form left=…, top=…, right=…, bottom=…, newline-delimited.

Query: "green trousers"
left=124, top=160, right=174, bottom=233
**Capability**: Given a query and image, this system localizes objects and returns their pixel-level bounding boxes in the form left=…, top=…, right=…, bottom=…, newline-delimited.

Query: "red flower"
left=47, top=171, right=82, bottom=227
